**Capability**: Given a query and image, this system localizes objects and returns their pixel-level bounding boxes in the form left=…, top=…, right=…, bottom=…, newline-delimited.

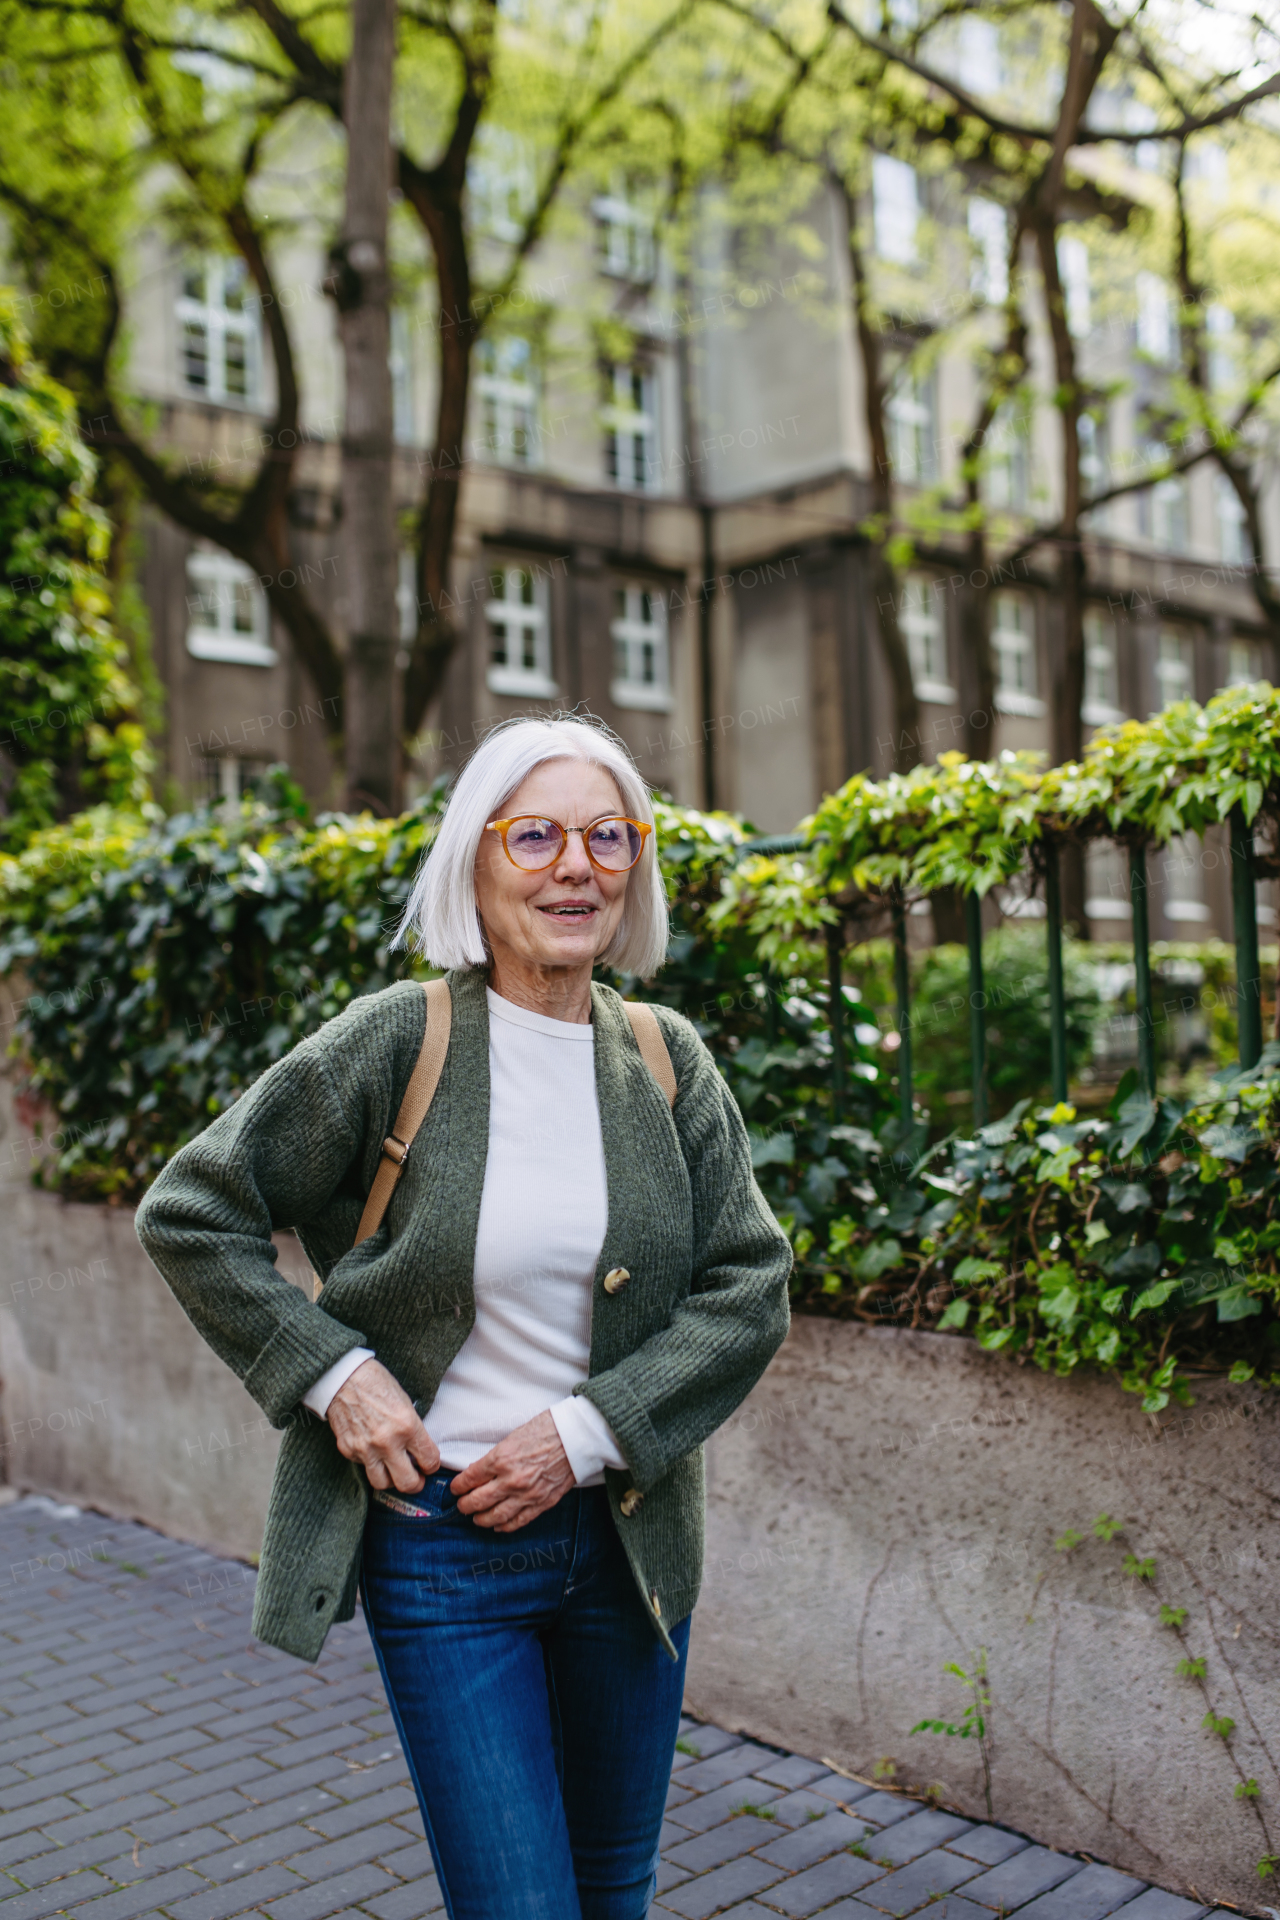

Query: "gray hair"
left=393, top=715, right=669, bottom=978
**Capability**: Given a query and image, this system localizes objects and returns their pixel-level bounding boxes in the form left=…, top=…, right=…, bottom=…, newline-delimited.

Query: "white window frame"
left=1226, top=636, right=1263, bottom=688
left=1083, top=608, right=1124, bottom=726
left=983, top=405, right=1029, bottom=511
left=485, top=563, right=557, bottom=698
left=872, top=154, right=920, bottom=267
left=1216, top=471, right=1248, bottom=566
left=1058, top=235, right=1091, bottom=337
left=1136, top=271, right=1173, bottom=361
left=886, top=371, right=935, bottom=485
left=592, top=180, right=656, bottom=284
left=1156, top=626, right=1196, bottom=708
left=176, top=256, right=259, bottom=406
left=1161, top=833, right=1210, bottom=923
left=473, top=336, right=540, bottom=469
left=185, top=548, right=276, bottom=667
left=610, top=584, right=672, bottom=711
left=901, top=575, right=954, bottom=704
left=467, top=131, right=536, bottom=244
left=1086, top=840, right=1132, bottom=921
left=968, top=198, right=1007, bottom=304
left=992, top=591, right=1044, bottom=716
left=603, top=363, right=659, bottom=492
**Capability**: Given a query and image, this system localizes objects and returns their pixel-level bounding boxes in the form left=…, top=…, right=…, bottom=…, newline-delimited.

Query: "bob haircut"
left=393, top=714, right=669, bottom=979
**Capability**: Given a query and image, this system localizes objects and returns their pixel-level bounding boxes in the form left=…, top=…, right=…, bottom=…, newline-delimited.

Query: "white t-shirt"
left=303, top=987, right=627, bottom=1486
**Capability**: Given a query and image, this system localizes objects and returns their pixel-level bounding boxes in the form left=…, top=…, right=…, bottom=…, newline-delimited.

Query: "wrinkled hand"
left=327, top=1358, right=440, bottom=1494
left=450, top=1410, right=574, bottom=1531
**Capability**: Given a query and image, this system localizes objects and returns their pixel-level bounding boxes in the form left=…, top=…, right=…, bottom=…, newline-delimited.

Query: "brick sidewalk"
left=0, top=1498, right=1226, bottom=1920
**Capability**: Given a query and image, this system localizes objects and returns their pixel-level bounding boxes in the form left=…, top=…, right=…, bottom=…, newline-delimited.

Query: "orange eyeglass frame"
left=485, top=814, right=653, bottom=872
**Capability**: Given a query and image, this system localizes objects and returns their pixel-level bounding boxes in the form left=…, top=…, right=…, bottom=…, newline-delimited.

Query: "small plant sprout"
left=1159, top=1604, right=1188, bottom=1628
left=911, top=1648, right=994, bottom=1821
left=1237, top=1779, right=1261, bottom=1799
left=1122, top=1554, right=1156, bottom=1581
left=1176, top=1656, right=1207, bottom=1680
left=1203, top=1711, right=1236, bottom=1740
left=1093, top=1512, right=1123, bottom=1542
left=1054, top=1528, right=1083, bottom=1553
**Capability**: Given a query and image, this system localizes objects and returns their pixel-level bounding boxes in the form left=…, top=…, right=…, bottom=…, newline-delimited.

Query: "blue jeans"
left=360, top=1471, right=691, bottom=1920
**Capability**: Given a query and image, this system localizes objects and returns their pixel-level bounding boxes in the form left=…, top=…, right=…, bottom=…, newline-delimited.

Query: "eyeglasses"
left=486, top=814, right=653, bottom=873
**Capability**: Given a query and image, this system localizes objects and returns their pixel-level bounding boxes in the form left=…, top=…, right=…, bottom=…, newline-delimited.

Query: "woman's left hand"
left=451, top=1410, right=575, bottom=1531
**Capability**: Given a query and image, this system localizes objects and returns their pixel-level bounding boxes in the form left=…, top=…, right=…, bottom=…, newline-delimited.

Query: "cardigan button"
left=620, top=1487, right=644, bottom=1517
left=603, top=1267, right=630, bottom=1295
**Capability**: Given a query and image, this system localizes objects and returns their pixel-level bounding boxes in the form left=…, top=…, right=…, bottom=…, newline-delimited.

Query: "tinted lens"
left=587, top=818, right=642, bottom=870
left=505, top=817, right=564, bottom=868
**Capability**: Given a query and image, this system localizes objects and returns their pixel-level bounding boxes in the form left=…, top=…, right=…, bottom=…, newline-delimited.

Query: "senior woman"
left=136, top=713, right=791, bottom=1920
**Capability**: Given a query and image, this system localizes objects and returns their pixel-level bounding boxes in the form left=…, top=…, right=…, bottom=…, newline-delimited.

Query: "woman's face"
left=474, top=758, right=634, bottom=976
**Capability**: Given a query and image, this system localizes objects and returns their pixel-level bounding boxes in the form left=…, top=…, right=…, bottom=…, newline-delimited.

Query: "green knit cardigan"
left=135, top=966, right=792, bottom=1663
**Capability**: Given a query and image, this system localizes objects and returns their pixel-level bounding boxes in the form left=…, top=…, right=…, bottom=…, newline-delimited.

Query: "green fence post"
left=826, top=919, right=845, bottom=1122
left=1044, top=842, right=1069, bottom=1105
left=1129, top=842, right=1156, bottom=1097
left=1231, top=808, right=1263, bottom=1071
left=892, top=891, right=913, bottom=1129
left=964, top=888, right=988, bottom=1129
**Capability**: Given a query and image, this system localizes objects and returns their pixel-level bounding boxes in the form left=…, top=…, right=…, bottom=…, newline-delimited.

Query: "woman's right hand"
left=327, top=1358, right=440, bottom=1493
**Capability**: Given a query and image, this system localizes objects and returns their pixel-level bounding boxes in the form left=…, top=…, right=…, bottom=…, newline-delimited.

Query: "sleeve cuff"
left=302, top=1348, right=376, bottom=1419
left=549, top=1394, right=629, bottom=1485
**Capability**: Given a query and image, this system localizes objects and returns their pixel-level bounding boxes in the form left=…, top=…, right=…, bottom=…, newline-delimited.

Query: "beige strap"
left=623, top=1001, right=677, bottom=1109
left=353, top=978, right=452, bottom=1248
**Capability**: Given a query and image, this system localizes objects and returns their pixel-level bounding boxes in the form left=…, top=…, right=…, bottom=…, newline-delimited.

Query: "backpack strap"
left=354, top=977, right=452, bottom=1248
left=623, top=1000, right=677, bottom=1110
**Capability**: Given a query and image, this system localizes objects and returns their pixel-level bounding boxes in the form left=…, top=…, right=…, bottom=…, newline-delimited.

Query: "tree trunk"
left=334, top=0, right=399, bottom=812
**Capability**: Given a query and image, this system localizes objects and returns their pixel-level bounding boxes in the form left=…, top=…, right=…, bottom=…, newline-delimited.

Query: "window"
left=1079, top=411, right=1110, bottom=528
left=603, top=364, right=658, bottom=491
left=1083, top=608, right=1123, bottom=726
left=468, top=131, right=535, bottom=243
left=390, top=309, right=413, bottom=444
left=610, top=585, right=671, bottom=711
left=872, top=155, right=919, bottom=266
left=968, top=198, right=1007, bottom=304
left=901, top=575, right=953, bottom=703
left=1161, top=834, right=1210, bottom=923
left=474, top=336, right=539, bottom=468
left=592, top=179, right=656, bottom=284
left=1207, top=303, right=1236, bottom=393
left=1058, top=236, right=1091, bottom=337
left=992, top=592, right=1043, bottom=715
left=1140, top=469, right=1189, bottom=550
left=886, top=370, right=935, bottom=484
left=1086, top=841, right=1132, bottom=921
left=1216, top=471, right=1248, bottom=566
left=177, top=257, right=258, bottom=405
left=397, top=551, right=417, bottom=646
left=1136, top=272, right=1173, bottom=361
left=958, top=16, right=1000, bottom=92
left=185, top=548, right=276, bottom=666
left=1156, top=627, right=1196, bottom=708
left=485, top=564, right=556, bottom=698
left=984, top=406, right=1029, bottom=510
left=1226, top=637, right=1263, bottom=687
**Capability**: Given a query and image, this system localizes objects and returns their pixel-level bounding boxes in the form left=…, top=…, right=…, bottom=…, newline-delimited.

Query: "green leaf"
left=1117, top=1093, right=1157, bottom=1158
left=937, top=1298, right=971, bottom=1330
left=1093, top=1513, right=1123, bottom=1542
left=1159, top=1604, right=1188, bottom=1627
left=1131, top=1279, right=1179, bottom=1315
left=954, top=1255, right=1005, bottom=1284
left=1229, top=1360, right=1257, bottom=1383
left=1215, top=1287, right=1263, bottom=1323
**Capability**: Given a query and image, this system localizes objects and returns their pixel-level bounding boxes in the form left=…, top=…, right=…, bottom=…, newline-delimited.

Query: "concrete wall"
left=690, top=1316, right=1279, bottom=1911
left=1, top=1174, right=1275, bottom=1905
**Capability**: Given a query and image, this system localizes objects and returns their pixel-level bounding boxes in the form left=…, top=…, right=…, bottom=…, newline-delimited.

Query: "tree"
left=0, top=292, right=152, bottom=851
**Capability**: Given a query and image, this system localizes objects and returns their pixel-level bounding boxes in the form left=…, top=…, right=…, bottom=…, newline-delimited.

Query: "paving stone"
left=808, top=1775, right=875, bottom=1806
left=210, top=1792, right=343, bottom=1844
left=190, top=1825, right=328, bottom=1880
left=35, top=1795, right=174, bottom=1845
left=374, top=1839, right=433, bottom=1880
left=256, top=1864, right=395, bottom=1920
left=1094, top=1893, right=1206, bottom=1920
left=0, top=1763, right=111, bottom=1810
left=758, top=1849, right=885, bottom=1916
left=660, top=1858, right=786, bottom=1919
left=162, top=1865, right=304, bottom=1920
left=11, top=1737, right=133, bottom=1781
left=288, top=1830, right=418, bottom=1882
left=857, top=1846, right=983, bottom=1911
left=303, top=1785, right=419, bottom=1838
left=753, top=1809, right=873, bottom=1871
left=946, top=1826, right=1030, bottom=1865
left=358, top=1877, right=446, bottom=1919
left=749, top=1757, right=834, bottom=1793
left=0, top=1871, right=111, bottom=1919
left=92, top=1827, right=233, bottom=1885
left=868, top=1808, right=974, bottom=1866
left=666, top=1783, right=696, bottom=1812
left=19, top=1828, right=224, bottom=1891
left=664, top=1815, right=782, bottom=1873
left=59, top=1867, right=209, bottom=1919
left=673, top=1748, right=780, bottom=1795
left=663, top=1779, right=784, bottom=1833
left=673, top=1726, right=743, bottom=1765
left=961, top=1845, right=1085, bottom=1909
left=122, top=1792, right=251, bottom=1843
left=762, top=1788, right=856, bottom=1829
left=655, top=1859, right=691, bottom=1894
left=70, top=1760, right=196, bottom=1807
left=1015, top=1863, right=1149, bottom=1920
left=841, top=1790, right=922, bottom=1828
